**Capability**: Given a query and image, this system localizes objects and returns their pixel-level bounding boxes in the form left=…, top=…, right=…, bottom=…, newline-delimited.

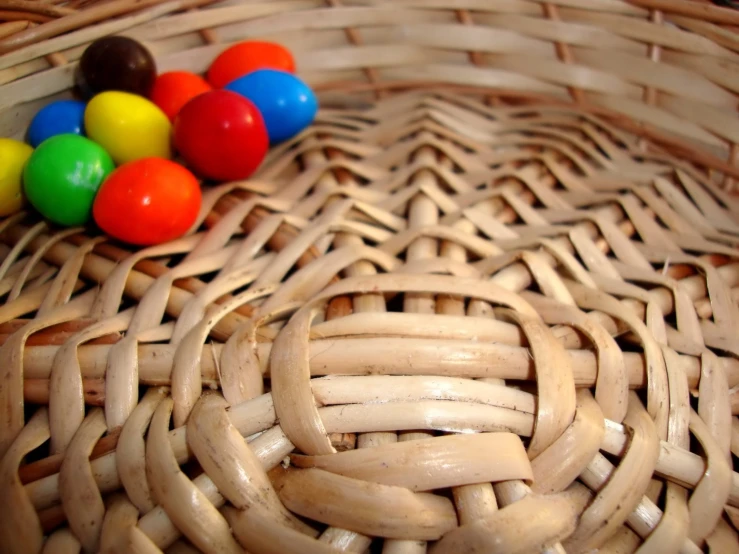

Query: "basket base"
left=1, top=90, right=738, bottom=553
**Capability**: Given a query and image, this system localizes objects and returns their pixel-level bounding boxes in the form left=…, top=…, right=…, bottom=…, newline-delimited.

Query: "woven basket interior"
left=0, top=88, right=736, bottom=554
left=1, top=2, right=739, bottom=553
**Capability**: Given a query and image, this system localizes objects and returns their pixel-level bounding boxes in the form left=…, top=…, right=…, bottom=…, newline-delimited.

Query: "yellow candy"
left=0, top=138, right=33, bottom=217
left=84, top=91, right=171, bottom=164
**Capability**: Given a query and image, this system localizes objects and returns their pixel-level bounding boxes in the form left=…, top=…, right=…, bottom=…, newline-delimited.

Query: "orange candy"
left=93, top=157, right=201, bottom=246
left=150, top=71, right=212, bottom=122
left=207, top=41, right=295, bottom=88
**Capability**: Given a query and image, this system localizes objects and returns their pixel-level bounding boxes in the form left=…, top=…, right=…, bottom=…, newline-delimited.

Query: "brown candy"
left=77, top=36, right=156, bottom=98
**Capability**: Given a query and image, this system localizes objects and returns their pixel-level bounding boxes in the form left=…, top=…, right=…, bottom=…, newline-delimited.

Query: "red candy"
left=150, top=71, right=212, bottom=122
left=173, top=90, right=268, bottom=181
left=207, top=41, right=295, bottom=88
left=93, top=157, right=201, bottom=245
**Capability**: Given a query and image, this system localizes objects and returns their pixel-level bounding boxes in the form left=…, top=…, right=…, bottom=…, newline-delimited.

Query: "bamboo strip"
left=22, top=384, right=739, bottom=513
left=16, top=340, right=739, bottom=389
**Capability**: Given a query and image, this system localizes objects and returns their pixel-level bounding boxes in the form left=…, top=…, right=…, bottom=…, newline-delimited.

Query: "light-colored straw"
left=1, top=1, right=739, bottom=552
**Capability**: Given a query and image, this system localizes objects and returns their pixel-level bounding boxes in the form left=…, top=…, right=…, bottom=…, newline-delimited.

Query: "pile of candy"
left=0, top=37, right=317, bottom=245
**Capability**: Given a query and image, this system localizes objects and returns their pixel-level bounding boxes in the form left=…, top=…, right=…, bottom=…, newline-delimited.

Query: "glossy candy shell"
left=207, top=41, right=295, bottom=88
left=0, top=138, right=33, bottom=217
left=93, top=157, right=202, bottom=246
left=225, top=69, right=318, bottom=144
left=150, top=71, right=212, bottom=122
left=77, top=36, right=157, bottom=97
left=27, top=100, right=86, bottom=148
left=85, top=91, right=172, bottom=164
left=23, top=134, right=114, bottom=226
left=173, top=90, right=268, bottom=182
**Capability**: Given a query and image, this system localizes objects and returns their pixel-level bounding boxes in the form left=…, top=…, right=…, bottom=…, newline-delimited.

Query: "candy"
left=0, top=138, right=33, bottom=217
left=77, top=36, right=156, bottom=97
left=23, top=134, right=114, bottom=226
left=207, top=41, right=295, bottom=88
left=225, top=69, right=317, bottom=144
left=27, top=100, right=86, bottom=148
left=85, top=91, right=172, bottom=164
left=93, top=158, right=201, bottom=245
left=173, top=90, right=268, bottom=181
left=150, top=71, right=212, bottom=122
left=12, top=40, right=313, bottom=231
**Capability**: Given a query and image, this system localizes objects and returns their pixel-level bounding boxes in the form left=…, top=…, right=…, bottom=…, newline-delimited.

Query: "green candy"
left=23, top=134, right=114, bottom=226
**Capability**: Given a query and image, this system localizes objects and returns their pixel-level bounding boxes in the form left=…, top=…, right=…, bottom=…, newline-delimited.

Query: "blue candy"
left=28, top=100, right=87, bottom=147
left=225, top=69, right=317, bottom=144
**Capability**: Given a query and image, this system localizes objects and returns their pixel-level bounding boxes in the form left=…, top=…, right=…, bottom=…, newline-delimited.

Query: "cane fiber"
left=1, top=2, right=739, bottom=553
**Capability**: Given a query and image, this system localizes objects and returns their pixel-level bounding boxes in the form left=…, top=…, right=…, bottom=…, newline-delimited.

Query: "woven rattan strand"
left=1, top=1, right=739, bottom=553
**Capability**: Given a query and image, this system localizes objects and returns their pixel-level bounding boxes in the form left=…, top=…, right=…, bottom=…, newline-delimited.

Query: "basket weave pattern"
left=1, top=0, right=739, bottom=182
left=0, top=2, right=739, bottom=553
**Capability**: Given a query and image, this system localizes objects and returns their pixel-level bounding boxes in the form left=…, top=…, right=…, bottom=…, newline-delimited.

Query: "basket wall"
left=0, top=1, right=738, bottom=553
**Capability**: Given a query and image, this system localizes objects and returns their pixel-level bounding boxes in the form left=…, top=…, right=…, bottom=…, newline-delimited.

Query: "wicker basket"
left=1, top=1, right=739, bottom=552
